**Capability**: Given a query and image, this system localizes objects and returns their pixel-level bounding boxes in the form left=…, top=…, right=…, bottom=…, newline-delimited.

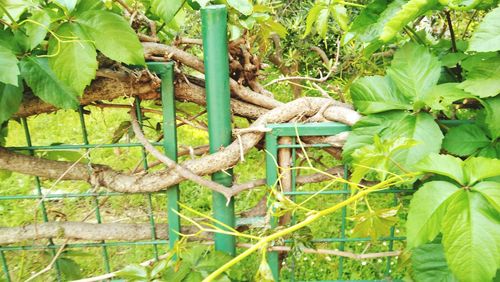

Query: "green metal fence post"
left=147, top=62, right=181, bottom=250
left=201, top=5, right=236, bottom=256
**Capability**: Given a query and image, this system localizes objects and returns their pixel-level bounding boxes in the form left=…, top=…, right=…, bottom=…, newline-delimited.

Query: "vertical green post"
left=148, top=62, right=180, bottom=249
left=265, top=132, right=280, bottom=281
left=201, top=5, right=235, bottom=256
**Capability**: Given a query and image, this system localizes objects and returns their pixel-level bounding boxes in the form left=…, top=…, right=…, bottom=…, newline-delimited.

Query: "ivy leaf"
left=348, top=205, right=400, bottom=241
left=442, top=190, right=500, bottom=282
left=415, top=154, right=465, bottom=185
left=468, top=6, right=500, bottom=52
left=473, top=181, right=500, bottom=211
left=407, top=181, right=459, bottom=248
left=19, top=56, right=79, bottom=109
left=386, top=43, right=441, bottom=103
left=48, top=23, right=97, bottom=95
left=24, top=9, right=51, bottom=50
left=0, top=81, right=23, bottom=124
left=463, top=157, right=500, bottom=185
left=443, top=124, right=491, bottom=156
left=0, top=45, right=20, bottom=86
left=151, top=0, right=185, bottom=24
left=411, top=243, right=458, bottom=282
left=77, top=10, right=145, bottom=65
left=227, top=0, right=253, bottom=16
left=350, top=75, right=411, bottom=114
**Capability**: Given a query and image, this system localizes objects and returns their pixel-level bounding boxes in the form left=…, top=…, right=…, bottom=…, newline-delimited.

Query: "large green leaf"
left=411, top=243, right=458, bottom=282
left=458, top=54, right=500, bottom=98
left=407, top=181, right=459, bottom=248
left=415, top=154, right=465, bottom=185
left=19, top=56, right=79, bottom=109
left=350, top=75, right=411, bottom=114
left=77, top=10, right=145, bottom=65
left=479, top=96, right=500, bottom=139
left=468, top=6, right=500, bottom=52
left=151, top=0, right=185, bottom=24
left=0, top=81, right=23, bottom=124
left=423, top=83, right=473, bottom=111
left=442, top=190, right=499, bottom=282
left=443, top=124, right=491, bottom=156
left=379, top=0, right=439, bottom=42
left=343, top=0, right=405, bottom=44
left=385, top=112, right=443, bottom=167
left=463, top=157, right=500, bottom=185
left=348, top=205, right=400, bottom=240
left=473, top=181, right=500, bottom=211
left=48, top=23, right=97, bottom=95
left=24, top=9, right=50, bottom=50
left=0, top=45, right=20, bottom=86
left=227, top=0, right=253, bottom=16
left=315, top=4, right=330, bottom=38
left=330, top=4, right=348, bottom=31
left=304, top=3, right=324, bottom=38
left=53, top=0, right=77, bottom=12
left=386, top=43, right=441, bottom=103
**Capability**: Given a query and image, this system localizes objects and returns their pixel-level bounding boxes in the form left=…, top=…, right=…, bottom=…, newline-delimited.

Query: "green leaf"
left=53, top=0, right=77, bottom=11
left=0, top=45, right=20, bottom=86
left=463, top=157, right=500, bottom=185
left=386, top=43, right=441, bottom=103
left=348, top=205, right=400, bottom=241
left=196, top=251, right=232, bottom=272
left=316, top=5, right=330, bottom=38
left=19, top=56, right=79, bottom=109
left=411, top=243, right=458, bottom=282
left=24, top=9, right=51, bottom=50
left=415, top=154, right=465, bottom=185
left=385, top=112, right=444, bottom=168
left=350, top=75, right=411, bottom=114
left=227, top=0, right=253, bottom=16
left=116, top=264, right=149, bottom=280
left=254, top=255, right=274, bottom=282
left=351, top=136, right=418, bottom=183
left=343, top=0, right=405, bottom=44
left=473, top=181, right=500, bottom=211
left=330, top=4, right=348, bottom=31
left=151, top=0, right=185, bottom=24
left=443, top=124, right=491, bottom=156
left=48, top=23, right=97, bottom=95
left=77, top=10, right=145, bottom=65
left=407, top=181, right=459, bottom=248
left=479, top=96, right=500, bottom=139
left=468, top=6, right=500, bottom=52
left=476, top=143, right=500, bottom=159
left=458, top=54, right=500, bottom=98
left=0, top=81, right=23, bottom=124
left=423, top=83, right=473, bottom=111
left=162, top=263, right=191, bottom=282
left=58, top=257, right=83, bottom=280
left=442, top=190, right=500, bottom=282
left=150, top=259, right=168, bottom=278
left=304, top=4, right=323, bottom=38
left=380, top=0, right=438, bottom=42
left=0, top=169, right=13, bottom=180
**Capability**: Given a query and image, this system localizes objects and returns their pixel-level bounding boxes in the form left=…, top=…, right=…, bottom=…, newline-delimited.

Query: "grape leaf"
left=77, top=10, right=145, bottom=65
left=19, top=56, right=79, bottom=109
left=48, top=22, right=97, bottom=95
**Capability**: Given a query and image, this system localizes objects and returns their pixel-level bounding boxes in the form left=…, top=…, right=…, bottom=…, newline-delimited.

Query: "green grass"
left=0, top=99, right=408, bottom=281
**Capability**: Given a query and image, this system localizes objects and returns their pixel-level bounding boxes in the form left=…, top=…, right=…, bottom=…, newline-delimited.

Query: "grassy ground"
left=0, top=98, right=409, bottom=281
